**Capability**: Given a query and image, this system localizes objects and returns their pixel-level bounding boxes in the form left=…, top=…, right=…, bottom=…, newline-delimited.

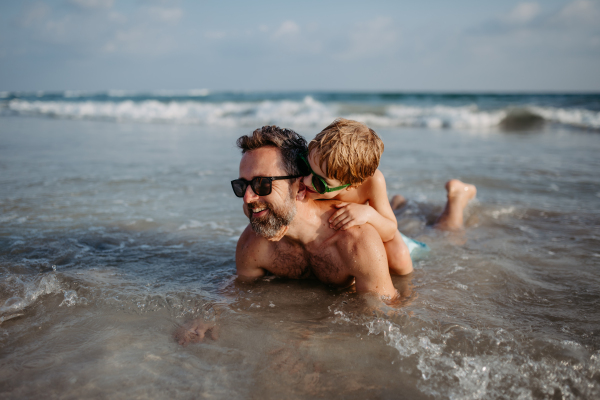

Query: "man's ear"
left=296, top=178, right=306, bottom=201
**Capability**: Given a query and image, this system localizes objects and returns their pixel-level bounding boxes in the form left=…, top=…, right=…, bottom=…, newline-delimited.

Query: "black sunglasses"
left=231, top=175, right=301, bottom=197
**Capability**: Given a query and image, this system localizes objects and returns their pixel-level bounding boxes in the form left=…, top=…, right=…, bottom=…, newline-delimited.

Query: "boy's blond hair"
left=308, top=118, right=384, bottom=187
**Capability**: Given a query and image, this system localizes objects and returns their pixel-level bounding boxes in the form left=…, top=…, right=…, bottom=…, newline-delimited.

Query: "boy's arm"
left=329, top=170, right=398, bottom=242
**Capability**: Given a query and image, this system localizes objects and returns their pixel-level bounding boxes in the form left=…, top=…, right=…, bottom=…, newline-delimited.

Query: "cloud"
left=69, top=0, right=114, bottom=10
left=505, top=2, right=541, bottom=24
left=458, top=0, right=600, bottom=79
left=549, top=0, right=600, bottom=27
left=7, top=2, right=187, bottom=58
left=273, top=20, right=300, bottom=37
left=108, top=11, right=127, bottom=24
left=334, top=17, right=399, bottom=60
left=16, top=4, right=83, bottom=46
left=18, top=2, right=51, bottom=27
left=102, top=26, right=181, bottom=56
left=144, top=6, right=182, bottom=24
left=204, top=30, right=227, bottom=39
left=267, top=20, right=323, bottom=55
left=1, top=0, right=598, bottom=91
left=202, top=20, right=322, bottom=58
left=472, top=0, right=600, bottom=34
left=100, top=6, right=184, bottom=55
left=199, top=16, right=401, bottom=64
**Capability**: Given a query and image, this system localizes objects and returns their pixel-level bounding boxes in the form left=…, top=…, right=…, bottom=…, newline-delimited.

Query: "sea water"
left=1, top=92, right=599, bottom=399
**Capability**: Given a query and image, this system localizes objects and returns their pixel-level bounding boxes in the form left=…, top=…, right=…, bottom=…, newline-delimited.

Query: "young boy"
left=301, top=118, right=415, bottom=275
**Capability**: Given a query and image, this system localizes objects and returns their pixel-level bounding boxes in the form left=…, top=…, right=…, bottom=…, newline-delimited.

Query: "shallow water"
left=1, top=116, right=600, bottom=399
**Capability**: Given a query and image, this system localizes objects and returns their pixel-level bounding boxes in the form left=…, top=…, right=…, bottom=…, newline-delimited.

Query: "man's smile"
left=248, top=203, right=271, bottom=218
left=251, top=207, right=269, bottom=217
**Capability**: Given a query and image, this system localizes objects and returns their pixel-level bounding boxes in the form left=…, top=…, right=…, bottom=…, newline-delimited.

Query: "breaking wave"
left=2, top=93, right=600, bottom=130
left=365, top=317, right=600, bottom=400
left=0, top=268, right=216, bottom=325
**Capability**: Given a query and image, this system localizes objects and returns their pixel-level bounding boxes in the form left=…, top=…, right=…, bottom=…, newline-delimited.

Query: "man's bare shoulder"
left=237, top=224, right=272, bottom=256
left=329, top=223, right=394, bottom=296
left=330, top=224, right=396, bottom=298
left=237, top=224, right=257, bottom=246
left=236, top=224, right=312, bottom=280
left=311, top=199, right=345, bottom=214
left=235, top=224, right=275, bottom=280
left=307, top=201, right=383, bottom=249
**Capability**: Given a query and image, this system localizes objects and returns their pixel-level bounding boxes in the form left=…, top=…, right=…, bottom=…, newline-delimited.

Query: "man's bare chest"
left=266, top=241, right=354, bottom=287
left=265, top=242, right=312, bottom=279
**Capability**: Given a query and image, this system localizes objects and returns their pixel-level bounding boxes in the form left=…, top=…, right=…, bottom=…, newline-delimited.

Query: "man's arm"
left=337, top=225, right=397, bottom=299
left=330, top=170, right=398, bottom=242
left=235, top=225, right=269, bottom=281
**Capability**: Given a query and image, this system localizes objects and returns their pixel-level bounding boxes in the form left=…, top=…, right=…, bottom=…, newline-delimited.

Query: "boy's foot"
left=390, top=194, right=407, bottom=210
left=446, top=179, right=476, bottom=207
left=435, top=179, right=477, bottom=231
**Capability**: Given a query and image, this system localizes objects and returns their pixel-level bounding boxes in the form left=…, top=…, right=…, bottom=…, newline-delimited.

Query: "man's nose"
left=243, top=184, right=259, bottom=203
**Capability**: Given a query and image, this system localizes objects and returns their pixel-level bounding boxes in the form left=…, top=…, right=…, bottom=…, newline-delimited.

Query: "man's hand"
left=329, top=203, right=373, bottom=231
left=173, top=319, right=219, bottom=346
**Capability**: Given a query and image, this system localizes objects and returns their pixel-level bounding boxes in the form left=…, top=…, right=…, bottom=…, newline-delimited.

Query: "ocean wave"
left=3, top=96, right=600, bottom=130
left=0, top=273, right=73, bottom=324
left=0, top=268, right=215, bottom=323
left=365, top=318, right=600, bottom=399
left=530, top=106, right=600, bottom=130
left=3, top=97, right=334, bottom=127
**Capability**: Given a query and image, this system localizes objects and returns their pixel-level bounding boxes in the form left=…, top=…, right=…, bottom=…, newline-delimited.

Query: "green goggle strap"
left=299, top=153, right=350, bottom=193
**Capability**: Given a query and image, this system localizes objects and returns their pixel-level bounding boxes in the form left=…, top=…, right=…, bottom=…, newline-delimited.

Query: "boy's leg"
left=434, top=179, right=477, bottom=231
left=390, top=194, right=407, bottom=211
left=385, top=231, right=414, bottom=275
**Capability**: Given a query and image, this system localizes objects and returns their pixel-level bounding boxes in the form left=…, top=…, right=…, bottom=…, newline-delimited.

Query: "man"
left=174, top=125, right=476, bottom=345
left=233, top=126, right=397, bottom=299
left=174, top=126, right=393, bottom=346
left=232, top=125, right=477, bottom=296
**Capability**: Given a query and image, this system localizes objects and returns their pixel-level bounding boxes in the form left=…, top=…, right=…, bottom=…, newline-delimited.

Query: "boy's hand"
left=329, top=203, right=373, bottom=230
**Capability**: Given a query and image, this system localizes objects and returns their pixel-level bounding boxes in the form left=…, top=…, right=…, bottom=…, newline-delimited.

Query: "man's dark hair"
left=237, top=126, right=308, bottom=177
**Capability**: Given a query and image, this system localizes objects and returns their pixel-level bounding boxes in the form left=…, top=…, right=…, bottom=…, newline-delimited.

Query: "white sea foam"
left=0, top=274, right=69, bottom=323
left=186, top=89, right=210, bottom=97
left=4, top=97, right=600, bottom=130
left=5, top=97, right=332, bottom=127
left=178, top=219, right=235, bottom=235
left=531, top=105, right=600, bottom=129
left=365, top=318, right=600, bottom=399
left=385, top=104, right=506, bottom=129
left=490, top=206, right=516, bottom=219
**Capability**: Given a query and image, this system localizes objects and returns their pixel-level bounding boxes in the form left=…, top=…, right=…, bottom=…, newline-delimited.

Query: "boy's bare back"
left=302, top=119, right=414, bottom=275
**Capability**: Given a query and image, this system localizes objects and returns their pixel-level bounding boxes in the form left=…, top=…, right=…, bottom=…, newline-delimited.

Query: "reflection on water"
left=1, top=116, right=600, bottom=399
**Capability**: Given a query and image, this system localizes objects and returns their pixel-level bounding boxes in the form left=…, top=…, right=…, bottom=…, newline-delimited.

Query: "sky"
left=0, top=0, right=599, bottom=92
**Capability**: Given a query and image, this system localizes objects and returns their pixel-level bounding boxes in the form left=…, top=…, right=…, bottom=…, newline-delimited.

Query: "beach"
left=1, top=92, right=600, bottom=399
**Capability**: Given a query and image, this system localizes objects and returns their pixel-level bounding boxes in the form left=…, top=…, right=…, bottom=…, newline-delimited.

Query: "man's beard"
left=247, top=189, right=296, bottom=239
